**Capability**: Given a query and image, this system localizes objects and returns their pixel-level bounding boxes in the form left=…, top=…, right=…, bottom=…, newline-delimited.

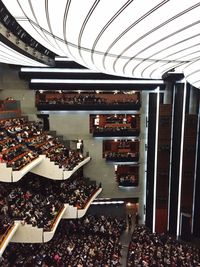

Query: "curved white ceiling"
left=2, top=0, right=200, bottom=87
left=0, top=39, right=46, bottom=67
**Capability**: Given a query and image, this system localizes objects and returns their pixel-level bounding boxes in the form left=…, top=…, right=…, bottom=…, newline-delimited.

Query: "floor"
left=120, top=220, right=135, bottom=267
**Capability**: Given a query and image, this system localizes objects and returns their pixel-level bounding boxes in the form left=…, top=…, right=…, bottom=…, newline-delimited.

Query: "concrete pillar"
left=189, top=85, right=198, bottom=114
left=163, top=81, right=173, bottom=104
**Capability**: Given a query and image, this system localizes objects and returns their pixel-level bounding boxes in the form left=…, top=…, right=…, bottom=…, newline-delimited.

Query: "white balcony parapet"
left=43, top=205, right=67, bottom=243
left=12, top=156, right=44, bottom=182
left=0, top=156, right=44, bottom=182
left=62, top=204, right=78, bottom=219
left=0, top=155, right=91, bottom=182
left=11, top=221, right=44, bottom=243
left=63, top=157, right=91, bottom=179
left=0, top=163, right=12, bottom=182
left=30, top=155, right=63, bottom=180
left=31, top=156, right=91, bottom=180
left=63, top=188, right=102, bottom=219
left=0, top=222, right=20, bottom=257
left=77, top=188, right=102, bottom=218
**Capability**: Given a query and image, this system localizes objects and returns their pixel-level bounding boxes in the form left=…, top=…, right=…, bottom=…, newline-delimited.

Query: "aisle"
left=120, top=223, right=135, bottom=267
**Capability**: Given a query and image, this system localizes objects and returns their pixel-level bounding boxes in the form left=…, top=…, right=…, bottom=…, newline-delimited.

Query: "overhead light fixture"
left=55, top=57, right=73, bottom=61
left=20, top=67, right=99, bottom=73
left=30, top=79, right=164, bottom=84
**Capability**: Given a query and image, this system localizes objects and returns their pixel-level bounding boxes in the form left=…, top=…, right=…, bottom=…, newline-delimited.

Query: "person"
left=127, top=214, right=132, bottom=228
left=135, top=212, right=139, bottom=225
left=0, top=153, right=3, bottom=163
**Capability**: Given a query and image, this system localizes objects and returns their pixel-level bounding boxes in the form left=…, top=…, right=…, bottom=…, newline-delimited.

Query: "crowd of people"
left=38, top=93, right=106, bottom=105
left=105, top=152, right=139, bottom=162
left=0, top=173, right=99, bottom=231
left=117, top=174, right=138, bottom=187
left=0, top=214, right=13, bottom=235
left=0, top=98, right=17, bottom=112
left=0, top=116, right=86, bottom=171
left=1, top=215, right=126, bottom=267
left=93, top=126, right=139, bottom=137
left=36, top=91, right=140, bottom=108
left=127, top=225, right=200, bottom=267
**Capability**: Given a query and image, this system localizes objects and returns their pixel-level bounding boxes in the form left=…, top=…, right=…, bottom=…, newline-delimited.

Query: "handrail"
left=77, top=187, right=101, bottom=210
left=0, top=110, right=21, bottom=115
left=44, top=205, right=65, bottom=232
left=0, top=116, right=26, bottom=125
left=1, top=144, right=24, bottom=155
left=0, top=222, right=14, bottom=249
left=7, top=151, right=29, bottom=165
left=7, top=152, right=39, bottom=171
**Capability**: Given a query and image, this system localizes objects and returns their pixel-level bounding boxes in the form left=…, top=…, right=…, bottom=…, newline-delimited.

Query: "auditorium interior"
left=0, top=1, right=200, bottom=266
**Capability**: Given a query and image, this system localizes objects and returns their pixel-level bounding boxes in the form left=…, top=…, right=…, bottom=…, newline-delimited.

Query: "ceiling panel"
left=2, top=0, right=200, bottom=87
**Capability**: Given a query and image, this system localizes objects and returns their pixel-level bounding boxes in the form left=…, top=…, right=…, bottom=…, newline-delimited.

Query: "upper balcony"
left=90, top=114, right=140, bottom=138
left=103, top=139, right=140, bottom=164
left=35, top=90, right=141, bottom=111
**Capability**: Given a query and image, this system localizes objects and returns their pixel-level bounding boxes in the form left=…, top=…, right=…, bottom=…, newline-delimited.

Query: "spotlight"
left=6, top=31, right=11, bottom=38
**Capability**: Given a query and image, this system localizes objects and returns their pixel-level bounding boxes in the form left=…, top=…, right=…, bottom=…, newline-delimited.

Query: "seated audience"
left=0, top=215, right=13, bottom=235
left=106, top=152, right=139, bottom=162
left=127, top=225, right=200, bottom=267
left=36, top=91, right=140, bottom=108
left=93, top=126, right=139, bottom=137
left=117, top=174, right=138, bottom=187
left=0, top=173, right=99, bottom=230
left=0, top=116, right=86, bottom=171
left=1, top=215, right=126, bottom=266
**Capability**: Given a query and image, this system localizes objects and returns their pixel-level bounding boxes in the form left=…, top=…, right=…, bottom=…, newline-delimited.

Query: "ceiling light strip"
left=21, top=67, right=100, bottom=73
left=176, top=80, right=187, bottom=237
left=30, top=79, right=164, bottom=84
left=55, top=57, right=73, bottom=61
left=153, top=88, right=160, bottom=233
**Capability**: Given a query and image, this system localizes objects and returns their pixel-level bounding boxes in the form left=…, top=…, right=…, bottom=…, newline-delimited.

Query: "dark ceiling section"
left=54, top=61, right=87, bottom=69
left=20, top=70, right=134, bottom=80
left=20, top=58, right=165, bottom=91
left=162, top=72, right=184, bottom=82
left=29, top=80, right=161, bottom=91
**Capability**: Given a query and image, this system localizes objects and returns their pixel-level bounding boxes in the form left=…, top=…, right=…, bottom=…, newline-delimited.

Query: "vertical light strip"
left=167, top=85, right=176, bottom=231
left=191, top=99, right=200, bottom=233
left=143, top=92, right=149, bottom=224
left=152, top=87, right=160, bottom=233
left=176, top=80, right=187, bottom=237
